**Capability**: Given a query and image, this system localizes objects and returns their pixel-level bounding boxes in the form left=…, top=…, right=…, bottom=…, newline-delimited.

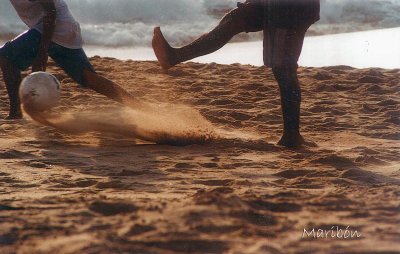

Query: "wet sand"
left=0, top=58, right=399, bottom=253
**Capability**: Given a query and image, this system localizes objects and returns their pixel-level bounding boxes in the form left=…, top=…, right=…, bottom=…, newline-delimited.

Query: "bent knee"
left=219, top=7, right=249, bottom=32
left=272, top=66, right=300, bottom=92
left=272, top=65, right=298, bottom=76
left=220, top=8, right=244, bottom=24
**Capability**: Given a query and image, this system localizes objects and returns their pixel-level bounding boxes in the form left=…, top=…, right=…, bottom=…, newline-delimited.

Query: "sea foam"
left=1, top=0, right=399, bottom=47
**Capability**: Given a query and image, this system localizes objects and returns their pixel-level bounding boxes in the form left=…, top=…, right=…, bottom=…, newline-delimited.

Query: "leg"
left=152, top=3, right=263, bottom=70
left=82, top=69, right=141, bottom=108
left=266, top=27, right=309, bottom=148
left=49, top=45, right=142, bottom=108
left=273, top=65, right=304, bottom=148
left=0, top=56, right=22, bottom=119
left=0, top=30, right=42, bottom=119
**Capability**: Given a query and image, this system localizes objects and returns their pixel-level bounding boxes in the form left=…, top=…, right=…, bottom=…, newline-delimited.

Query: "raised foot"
left=152, top=27, right=177, bottom=71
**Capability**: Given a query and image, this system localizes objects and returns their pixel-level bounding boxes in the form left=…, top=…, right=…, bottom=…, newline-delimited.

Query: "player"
left=0, top=0, right=139, bottom=120
left=152, top=0, right=320, bottom=147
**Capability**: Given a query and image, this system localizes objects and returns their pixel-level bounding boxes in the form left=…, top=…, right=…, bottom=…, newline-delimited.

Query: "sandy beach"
left=0, top=57, right=399, bottom=253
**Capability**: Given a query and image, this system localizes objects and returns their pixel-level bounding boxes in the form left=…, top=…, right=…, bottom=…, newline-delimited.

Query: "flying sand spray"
left=20, top=72, right=216, bottom=145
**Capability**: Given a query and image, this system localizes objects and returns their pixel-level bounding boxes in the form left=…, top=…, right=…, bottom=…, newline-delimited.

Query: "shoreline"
left=84, top=27, right=400, bottom=69
left=1, top=28, right=399, bottom=69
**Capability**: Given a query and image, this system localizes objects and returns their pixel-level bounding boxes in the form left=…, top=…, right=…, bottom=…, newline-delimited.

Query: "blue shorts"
left=0, top=29, right=94, bottom=86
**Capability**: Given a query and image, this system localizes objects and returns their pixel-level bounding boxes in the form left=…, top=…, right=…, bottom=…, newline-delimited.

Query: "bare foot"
left=277, top=132, right=304, bottom=148
left=152, top=27, right=177, bottom=71
left=5, top=111, right=23, bottom=120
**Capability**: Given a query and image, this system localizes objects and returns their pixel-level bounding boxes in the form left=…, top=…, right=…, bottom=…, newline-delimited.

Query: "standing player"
left=152, top=0, right=320, bottom=147
left=0, top=0, right=139, bottom=120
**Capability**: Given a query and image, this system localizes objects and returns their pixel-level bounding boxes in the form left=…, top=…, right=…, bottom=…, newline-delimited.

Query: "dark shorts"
left=236, top=0, right=319, bottom=68
left=0, top=29, right=94, bottom=86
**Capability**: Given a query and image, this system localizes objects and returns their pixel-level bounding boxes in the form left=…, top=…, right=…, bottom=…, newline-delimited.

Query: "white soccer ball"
left=19, top=71, right=61, bottom=112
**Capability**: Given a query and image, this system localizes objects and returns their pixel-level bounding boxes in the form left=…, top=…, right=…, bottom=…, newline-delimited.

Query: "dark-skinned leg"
left=82, top=69, right=142, bottom=108
left=273, top=65, right=304, bottom=148
left=0, top=56, right=22, bottom=119
left=268, top=27, right=308, bottom=148
left=152, top=7, right=250, bottom=70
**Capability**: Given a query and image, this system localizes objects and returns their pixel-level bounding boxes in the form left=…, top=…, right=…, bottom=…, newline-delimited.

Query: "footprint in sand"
left=95, top=180, right=126, bottom=189
left=22, top=160, right=49, bottom=169
left=358, top=75, right=384, bottom=83
left=0, top=150, right=33, bottom=159
left=248, top=199, right=302, bottom=213
left=273, top=169, right=313, bottom=179
left=124, top=224, right=156, bottom=236
left=0, top=204, right=24, bottom=211
left=194, top=224, right=242, bottom=234
left=193, top=179, right=234, bottom=187
left=88, top=200, right=138, bottom=216
left=141, top=240, right=228, bottom=254
left=174, top=162, right=196, bottom=170
left=232, top=210, right=277, bottom=227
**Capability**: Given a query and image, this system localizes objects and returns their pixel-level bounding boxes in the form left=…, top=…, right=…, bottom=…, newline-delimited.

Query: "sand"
left=0, top=57, right=399, bottom=254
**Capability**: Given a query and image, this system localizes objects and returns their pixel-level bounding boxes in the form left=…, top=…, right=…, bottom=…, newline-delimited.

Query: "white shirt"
left=10, top=0, right=83, bottom=49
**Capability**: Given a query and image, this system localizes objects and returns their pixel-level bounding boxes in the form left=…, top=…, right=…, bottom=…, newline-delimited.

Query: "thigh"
left=0, top=29, right=41, bottom=71
left=237, top=0, right=265, bottom=32
left=263, top=25, right=309, bottom=68
left=48, top=44, right=95, bottom=86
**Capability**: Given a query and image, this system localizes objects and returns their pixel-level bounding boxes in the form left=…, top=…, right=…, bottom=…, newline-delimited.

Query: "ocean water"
left=1, top=0, right=400, bottom=47
left=83, top=27, right=400, bottom=69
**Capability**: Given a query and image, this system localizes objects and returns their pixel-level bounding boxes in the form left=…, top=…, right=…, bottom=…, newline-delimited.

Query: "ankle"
left=278, top=131, right=304, bottom=148
left=6, top=111, right=23, bottom=120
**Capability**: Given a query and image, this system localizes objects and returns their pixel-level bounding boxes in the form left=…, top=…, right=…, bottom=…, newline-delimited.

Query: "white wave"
left=1, top=0, right=400, bottom=47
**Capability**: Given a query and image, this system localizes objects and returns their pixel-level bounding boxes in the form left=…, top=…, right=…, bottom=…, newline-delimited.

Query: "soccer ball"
left=19, top=72, right=61, bottom=112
